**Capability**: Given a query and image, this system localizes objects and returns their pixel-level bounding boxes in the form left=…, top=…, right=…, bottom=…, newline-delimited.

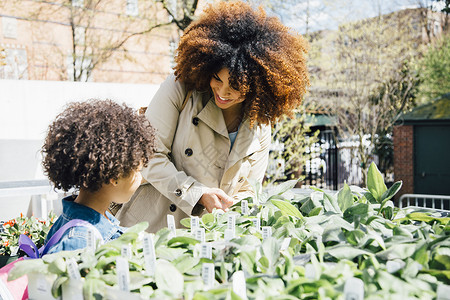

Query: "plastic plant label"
left=116, top=257, right=130, bottom=292
left=252, top=216, right=260, bottom=231
left=224, top=229, right=235, bottom=241
left=241, top=200, right=249, bottom=215
left=194, top=228, right=206, bottom=243
left=344, top=277, right=364, bottom=300
left=280, top=237, right=291, bottom=251
left=86, top=228, right=96, bottom=251
left=227, top=214, right=236, bottom=232
left=305, top=263, right=316, bottom=280
left=121, top=244, right=132, bottom=259
left=216, top=210, right=225, bottom=221
left=202, top=263, right=215, bottom=290
left=200, top=242, right=212, bottom=259
left=437, top=284, right=450, bottom=300
left=27, top=273, right=58, bottom=300
left=10, top=246, right=18, bottom=256
left=66, top=257, right=81, bottom=280
left=142, top=234, right=157, bottom=276
left=232, top=271, right=247, bottom=300
left=261, top=226, right=272, bottom=239
left=167, top=214, right=176, bottom=237
left=191, top=216, right=200, bottom=230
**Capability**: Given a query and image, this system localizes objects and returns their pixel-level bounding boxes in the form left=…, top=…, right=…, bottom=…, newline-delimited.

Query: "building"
left=0, top=0, right=185, bottom=83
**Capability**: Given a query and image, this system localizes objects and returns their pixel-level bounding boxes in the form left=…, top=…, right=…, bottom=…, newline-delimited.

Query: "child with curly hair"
left=116, top=1, right=310, bottom=232
left=42, top=100, right=156, bottom=253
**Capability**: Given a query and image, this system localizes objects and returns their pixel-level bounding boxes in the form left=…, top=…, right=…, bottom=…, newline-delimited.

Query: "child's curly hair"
left=42, top=100, right=156, bottom=192
left=174, top=1, right=310, bottom=126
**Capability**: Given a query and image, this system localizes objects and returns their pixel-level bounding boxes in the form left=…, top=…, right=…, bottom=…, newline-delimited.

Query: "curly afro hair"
left=42, top=100, right=156, bottom=193
left=174, top=1, right=310, bottom=126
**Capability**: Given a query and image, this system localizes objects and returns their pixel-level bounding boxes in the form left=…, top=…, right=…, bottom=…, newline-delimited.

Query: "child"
left=41, top=99, right=156, bottom=253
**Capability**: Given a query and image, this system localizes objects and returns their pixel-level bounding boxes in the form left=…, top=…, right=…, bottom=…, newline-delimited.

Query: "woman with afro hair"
left=42, top=100, right=156, bottom=253
left=116, top=1, right=309, bottom=232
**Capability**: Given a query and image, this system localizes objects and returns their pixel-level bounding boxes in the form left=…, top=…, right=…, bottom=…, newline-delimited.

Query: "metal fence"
left=398, top=194, right=450, bottom=211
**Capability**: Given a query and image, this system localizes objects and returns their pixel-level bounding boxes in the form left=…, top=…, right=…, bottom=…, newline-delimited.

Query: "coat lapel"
left=196, top=97, right=229, bottom=138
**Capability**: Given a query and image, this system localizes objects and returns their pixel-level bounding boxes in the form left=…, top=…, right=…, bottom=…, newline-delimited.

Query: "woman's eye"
left=213, top=74, right=221, bottom=81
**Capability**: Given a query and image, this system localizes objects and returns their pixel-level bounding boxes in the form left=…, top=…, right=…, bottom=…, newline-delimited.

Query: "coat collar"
left=196, top=97, right=261, bottom=170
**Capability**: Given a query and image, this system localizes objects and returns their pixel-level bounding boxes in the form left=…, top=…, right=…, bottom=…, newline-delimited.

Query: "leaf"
left=173, top=255, right=200, bottom=274
left=366, top=162, right=387, bottom=202
left=8, top=259, right=47, bottom=281
left=261, top=237, right=280, bottom=271
left=343, top=203, right=369, bottom=222
left=326, top=245, right=371, bottom=260
left=337, top=183, right=353, bottom=212
left=380, top=181, right=402, bottom=203
left=155, top=260, right=184, bottom=297
left=271, top=199, right=303, bottom=220
left=308, top=207, right=323, bottom=217
left=266, top=180, right=299, bottom=197
left=322, top=192, right=341, bottom=214
left=376, top=243, right=417, bottom=260
left=201, top=213, right=215, bottom=226
left=180, top=218, right=191, bottom=229
left=167, top=236, right=200, bottom=247
left=83, top=278, right=106, bottom=300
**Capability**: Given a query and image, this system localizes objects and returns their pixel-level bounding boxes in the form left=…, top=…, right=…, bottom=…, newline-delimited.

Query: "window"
left=126, top=0, right=139, bottom=16
left=72, top=0, right=83, bottom=7
left=0, top=48, right=28, bottom=79
left=74, top=26, right=85, bottom=45
left=2, top=17, right=18, bottom=39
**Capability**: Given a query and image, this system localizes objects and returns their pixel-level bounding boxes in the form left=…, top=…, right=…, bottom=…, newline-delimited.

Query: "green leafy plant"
left=8, top=163, right=449, bottom=299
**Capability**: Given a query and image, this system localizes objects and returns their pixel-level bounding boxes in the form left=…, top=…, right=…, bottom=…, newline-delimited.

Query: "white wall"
left=0, top=79, right=161, bottom=181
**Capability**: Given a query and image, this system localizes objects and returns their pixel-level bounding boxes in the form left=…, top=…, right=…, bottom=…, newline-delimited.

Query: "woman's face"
left=210, top=68, right=245, bottom=110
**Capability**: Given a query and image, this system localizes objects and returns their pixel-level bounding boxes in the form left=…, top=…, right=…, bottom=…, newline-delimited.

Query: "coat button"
left=175, top=189, right=182, bottom=197
left=185, top=148, right=193, bottom=156
left=169, top=204, right=177, bottom=212
left=192, top=117, right=199, bottom=126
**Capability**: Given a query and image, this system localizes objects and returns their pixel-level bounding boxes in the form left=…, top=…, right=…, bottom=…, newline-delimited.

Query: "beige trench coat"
left=116, top=74, right=271, bottom=232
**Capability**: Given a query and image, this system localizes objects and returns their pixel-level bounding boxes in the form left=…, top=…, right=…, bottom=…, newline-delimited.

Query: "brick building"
left=0, top=0, right=189, bottom=83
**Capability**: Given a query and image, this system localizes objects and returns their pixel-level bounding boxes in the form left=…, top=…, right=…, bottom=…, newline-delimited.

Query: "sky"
left=259, top=0, right=445, bottom=34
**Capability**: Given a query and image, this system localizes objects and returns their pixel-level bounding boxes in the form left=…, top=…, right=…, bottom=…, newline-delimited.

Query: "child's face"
left=114, top=166, right=143, bottom=203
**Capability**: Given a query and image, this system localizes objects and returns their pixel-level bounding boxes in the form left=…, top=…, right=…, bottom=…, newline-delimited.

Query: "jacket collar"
left=196, top=96, right=229, bottom=138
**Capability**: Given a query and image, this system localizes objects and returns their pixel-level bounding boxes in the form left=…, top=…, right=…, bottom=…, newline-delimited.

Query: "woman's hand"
left=199, top=188, right=234, bottom=213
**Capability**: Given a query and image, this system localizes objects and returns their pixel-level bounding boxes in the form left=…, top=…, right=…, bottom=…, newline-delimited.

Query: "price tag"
left=224, top=228, right=235, bottom=241
left=261, top=226, right=272, bottom=239
left=194, top=228, right=206, bottom=243
left=142, top=234, right=157, bottom=276
left=200, top=242, right=212, bottom=259
left=121, top=244, right=132, bottom=259
left=280, top=237, right=291, bottom=251
left=437, top=284, right=450, bottom=300
left=232, top=271, right=247, bottom=300
left=216, top=210, right=225, bottom=221
left=116, top=257, right=130, bottom=292
left=66, top=258, right=81, bottom=280
left=241, top=200, right=249, bottom=215
left=305, top=263, right=316, bottom=280
left=167, top=214, right=176, bottom=237
left=86, top=228, right=96, bottom=251
left=252, top=216, right=260, bottom=231
left=202, top=263, right=215, bottom=290
left=227, top=214, right=236, bottom=232
left=344, top=277, right=364, bottom=300
left=191, top=216, right=200, bottom=231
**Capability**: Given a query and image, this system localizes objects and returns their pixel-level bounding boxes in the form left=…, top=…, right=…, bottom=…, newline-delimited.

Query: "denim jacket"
left=45, top=195, right=126, bottom=254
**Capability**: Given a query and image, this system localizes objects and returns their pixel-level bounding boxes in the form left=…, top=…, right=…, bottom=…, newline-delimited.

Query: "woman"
left=116, top=1, right=309, bottom=232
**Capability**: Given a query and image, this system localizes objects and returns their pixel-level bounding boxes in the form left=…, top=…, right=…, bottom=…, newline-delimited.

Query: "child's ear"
left=110, top=178, right=119, bottom=186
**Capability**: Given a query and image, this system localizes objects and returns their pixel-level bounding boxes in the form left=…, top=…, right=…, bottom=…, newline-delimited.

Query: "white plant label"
left=262, top=226, right=272, bottom=239
left=232, top=271, right=247, bottom=300
left=191, top=216, right=200, bottom=231
left=10, top=246, right=18, bottom=256
left=344, top=277, right=364, bottom=300
left=241, top=200, right=249, bottom=215
left=86, top=228, right=96, bottom=251
left=121, top=244, right=132, bottom=259
left=116, top=257, right=130, bottom=292
left=66, top=258, right=81, bottom=280
left=280, top=237, right=291, bottom=251
left=167, top=214, right=176, bottom=237
left=216, top=210, right=225, bottom=221
left=437, top=284, right=450, bottom=300
left=194, top=228, right=206, bottom=243
left=252, top=217, right=260, bottom=231
left=224, top=228, right=235, bottom=241
left=142, top=234, right=157, bottom=276
left=202, top=263, right=215, bottom=290
left=227, top=214, right=236, bottom=232
left=200, top=242, right=212, bottom=259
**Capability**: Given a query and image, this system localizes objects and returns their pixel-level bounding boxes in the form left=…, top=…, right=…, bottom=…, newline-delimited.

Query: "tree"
left=2, top=0, right=199, bottom=82
left=418, top=34, right=450, bottom=100
left=307, top=8, right=424, bottom=185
